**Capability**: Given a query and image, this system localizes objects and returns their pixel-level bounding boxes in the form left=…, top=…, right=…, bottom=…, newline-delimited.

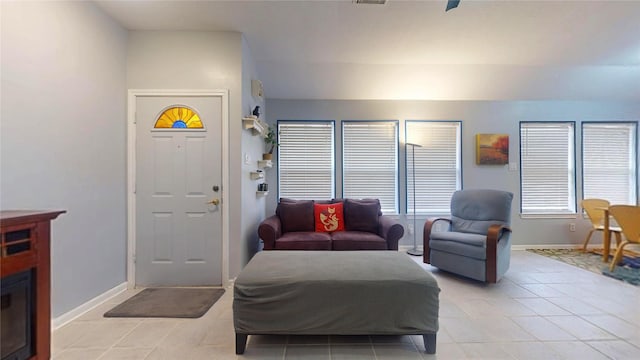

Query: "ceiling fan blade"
left=446, top=0, right=460, bottom=12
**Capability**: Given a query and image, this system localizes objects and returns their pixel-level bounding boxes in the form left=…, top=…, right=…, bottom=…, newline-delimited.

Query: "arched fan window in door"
left=153, top=106, right=203, bottom=129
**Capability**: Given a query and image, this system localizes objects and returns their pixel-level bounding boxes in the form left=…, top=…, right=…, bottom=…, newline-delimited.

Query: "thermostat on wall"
left=252, top=80, right=264, bottom=99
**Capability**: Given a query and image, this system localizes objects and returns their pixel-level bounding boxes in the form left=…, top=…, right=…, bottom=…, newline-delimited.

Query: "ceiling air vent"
left=354, top=0, right=387, bottom=4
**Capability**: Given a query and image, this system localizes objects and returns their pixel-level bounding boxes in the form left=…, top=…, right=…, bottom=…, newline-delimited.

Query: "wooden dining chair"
left=580, top=199, right=622, bottom=251
left=608, top=205, right=640, bottom=271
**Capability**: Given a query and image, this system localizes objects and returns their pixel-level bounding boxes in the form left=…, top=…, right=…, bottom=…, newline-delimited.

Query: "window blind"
left=342, top=121, right=398, bottom=214
left=406, top=121, right=461, bottom=214
left=582, top=122, right=637, bottom=205
left=278, top=121, right=334, bottom=200
left=520, top=122, right=576, bottom=214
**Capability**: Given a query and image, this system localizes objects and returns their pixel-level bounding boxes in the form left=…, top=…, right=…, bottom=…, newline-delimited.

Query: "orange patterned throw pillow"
left=314, top=202, right=345, bottom=232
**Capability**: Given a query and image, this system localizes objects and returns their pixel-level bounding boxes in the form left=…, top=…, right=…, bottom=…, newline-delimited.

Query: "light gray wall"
left=240, top=37, right=267, bottom=265
left=1, top=1, right=128, bottom=316
left=127, top=30, right=254, bottom=278
left=265, top=99, right=640, bottom=247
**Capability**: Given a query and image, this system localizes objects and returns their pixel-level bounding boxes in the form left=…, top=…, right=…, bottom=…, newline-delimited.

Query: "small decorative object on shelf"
left=252, top=106, right=260, bottom=118
left=257, top=182, right=269, bottom=195
left=263, top=124, right=278, bottom=160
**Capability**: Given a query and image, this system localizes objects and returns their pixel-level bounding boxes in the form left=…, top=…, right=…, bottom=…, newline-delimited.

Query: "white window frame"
left=405, top=121, right=462, bottom=215
left=582, top=121, right=638, bottom=205
left=342, top=120, right=399, bottom=214
left=277, top=120, right=335, bottom=200
left=520, top=121, right=576, bottom=216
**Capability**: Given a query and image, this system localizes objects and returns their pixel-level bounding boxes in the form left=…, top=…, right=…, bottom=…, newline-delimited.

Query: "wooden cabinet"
left=1, top=210, right=65, bottom=360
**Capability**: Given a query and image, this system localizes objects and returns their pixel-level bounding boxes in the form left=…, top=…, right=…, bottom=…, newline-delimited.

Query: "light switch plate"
left=244, top=153, right=251, bottom=165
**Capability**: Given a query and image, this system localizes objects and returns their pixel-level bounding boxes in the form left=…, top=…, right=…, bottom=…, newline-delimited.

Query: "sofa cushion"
left=314, top=202, right=345, bottom=232
left=430, top=231, right=487, bottom=248
left=331, top=231, right=387, bottom=250
left=280, top=198, right=333, bottom=205
left=276, top=199, right=314, bottom=233
left=277, top=198, right=307, bottom=207
left=274, top=232, right=332, bottom=250
left=335, top=198, right=382, bottom=215
left=344, top=199, right=381, bottom=233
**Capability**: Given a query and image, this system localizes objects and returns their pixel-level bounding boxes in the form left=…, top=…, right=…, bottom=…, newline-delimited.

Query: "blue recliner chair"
left=423, top=189, right=514, bottom=283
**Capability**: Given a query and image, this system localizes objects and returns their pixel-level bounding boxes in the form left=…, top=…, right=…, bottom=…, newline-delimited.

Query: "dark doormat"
left=104, top=287, right=225, bottom=318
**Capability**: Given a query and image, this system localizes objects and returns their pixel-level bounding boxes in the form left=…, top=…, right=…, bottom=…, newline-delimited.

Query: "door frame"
left=126, top=89, right=230, bottom=289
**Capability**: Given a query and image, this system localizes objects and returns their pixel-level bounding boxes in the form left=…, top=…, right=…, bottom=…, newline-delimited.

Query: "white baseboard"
left=52, top=282, right=127, bottom=330
left=404, top=244, right=583, bottom=252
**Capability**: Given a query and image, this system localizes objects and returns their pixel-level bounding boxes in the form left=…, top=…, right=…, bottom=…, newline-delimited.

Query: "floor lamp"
left=406, top=142, right=422, bottom=256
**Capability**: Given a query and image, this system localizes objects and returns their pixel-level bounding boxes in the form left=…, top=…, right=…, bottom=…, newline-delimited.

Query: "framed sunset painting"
left=476, top=134, right=509, bottom=165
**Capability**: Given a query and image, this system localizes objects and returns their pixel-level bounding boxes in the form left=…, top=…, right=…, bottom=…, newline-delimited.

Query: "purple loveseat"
left=258, top=198, right=404, bottom=251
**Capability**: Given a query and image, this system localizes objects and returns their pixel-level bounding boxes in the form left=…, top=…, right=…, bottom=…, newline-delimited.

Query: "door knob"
left=207, top=198, right=220, bottom=206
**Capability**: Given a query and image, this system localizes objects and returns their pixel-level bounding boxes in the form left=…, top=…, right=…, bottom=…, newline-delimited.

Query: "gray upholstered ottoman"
left=233, top=251, right=440, bottom=354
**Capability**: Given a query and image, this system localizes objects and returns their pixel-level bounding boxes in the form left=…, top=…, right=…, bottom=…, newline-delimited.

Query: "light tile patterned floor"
left=52, top=250, right=640, bottom=359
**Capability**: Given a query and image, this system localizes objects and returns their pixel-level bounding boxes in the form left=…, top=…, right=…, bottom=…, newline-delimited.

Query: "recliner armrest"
left=378, top=215, right=404, bottom=250
left=423, top=218, right=451, bottom=264
left=258, top=215, right=282, bottom=250
left=487, top=224, right=512, bottom=244
left=486, top=224, right=512, bottom=283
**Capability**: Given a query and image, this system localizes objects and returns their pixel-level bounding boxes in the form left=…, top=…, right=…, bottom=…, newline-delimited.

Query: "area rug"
left=526, top=249, right=640, bottom=286
left=104, top=287, right=225, bottom=318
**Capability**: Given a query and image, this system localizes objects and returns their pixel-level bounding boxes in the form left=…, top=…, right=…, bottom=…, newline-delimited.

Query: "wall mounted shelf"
left=242, top=117, right=266, bottom=137
left=256, top=190, right=269, bottom=196
left=257, top=160, right=272, bottom=169
left=250, top=171, right=265, bottom=180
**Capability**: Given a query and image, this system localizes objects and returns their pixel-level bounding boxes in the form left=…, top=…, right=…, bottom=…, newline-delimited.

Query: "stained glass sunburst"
left=154, top=106, right=203, bottom=129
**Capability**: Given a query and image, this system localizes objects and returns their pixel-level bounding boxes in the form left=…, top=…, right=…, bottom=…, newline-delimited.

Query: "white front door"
left=135, top=95, right=222, bottom=286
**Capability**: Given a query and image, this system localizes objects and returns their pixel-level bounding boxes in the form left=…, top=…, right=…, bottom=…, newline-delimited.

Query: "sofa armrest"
left=258, top=215, right=282, bottom=250
left=378, top=215, right=404, bottom=250
left=423, top=218, right=451, bottom=264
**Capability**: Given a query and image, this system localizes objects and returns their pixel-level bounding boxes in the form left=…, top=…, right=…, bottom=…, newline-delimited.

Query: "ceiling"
left=94, top=0, right=640, bottom=100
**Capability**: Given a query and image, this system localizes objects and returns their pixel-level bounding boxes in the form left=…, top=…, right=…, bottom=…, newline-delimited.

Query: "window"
left=406, top=121, right=462, bottom=214
left=278, top=121, right=335, bottom=200
left=582, top=122, right=637, bottom=205
left=154, top=106, right=203, bottom=129
left=520, top=122, right=576, bottom=214
left=342, top=121, right=398, bottom=214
